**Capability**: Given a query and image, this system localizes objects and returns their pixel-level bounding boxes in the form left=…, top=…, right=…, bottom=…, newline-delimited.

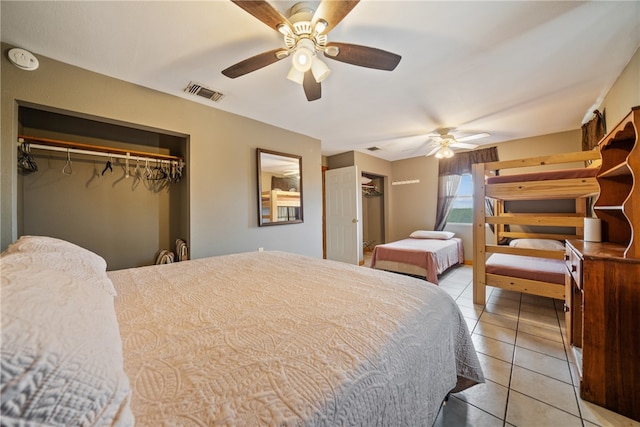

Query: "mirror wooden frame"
left=257, top=148, right=303, bottom=226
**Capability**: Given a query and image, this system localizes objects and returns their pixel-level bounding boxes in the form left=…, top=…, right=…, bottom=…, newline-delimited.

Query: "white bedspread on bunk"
left=370, top=237, right=464, bottom=283
left=109, top=251, right=483, bottom=426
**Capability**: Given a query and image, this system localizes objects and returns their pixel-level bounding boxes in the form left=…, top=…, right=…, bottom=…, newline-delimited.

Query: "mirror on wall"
left=257, top=148, right=303, bottom=226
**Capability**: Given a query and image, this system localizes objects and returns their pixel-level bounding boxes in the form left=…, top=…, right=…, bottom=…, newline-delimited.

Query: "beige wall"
left=389, top=155, right=440, bottom=241
left=600, top=47, right=640, bottom=132
left=1, top=43, right=323, bottom=262
left=492, top=129, right=582, bottom=171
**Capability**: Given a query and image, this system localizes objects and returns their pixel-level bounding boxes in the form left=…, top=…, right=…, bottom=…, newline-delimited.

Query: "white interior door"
left=325, top=166, right=362, bottom=264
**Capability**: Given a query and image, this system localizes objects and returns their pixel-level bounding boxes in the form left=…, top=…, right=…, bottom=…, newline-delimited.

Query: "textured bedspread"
left=109, top=251, right=483, bottom=426
left=370, top=238, right=464, bottom=283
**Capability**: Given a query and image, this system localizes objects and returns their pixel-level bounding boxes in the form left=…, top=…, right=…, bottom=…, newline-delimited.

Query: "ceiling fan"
left=424, top=128, right=490, bottom=158
left=221, top=0, right=402, bottom=101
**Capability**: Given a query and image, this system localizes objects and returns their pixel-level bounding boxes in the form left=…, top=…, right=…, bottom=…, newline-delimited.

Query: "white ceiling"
left=2, top=1, right=639, bottom=161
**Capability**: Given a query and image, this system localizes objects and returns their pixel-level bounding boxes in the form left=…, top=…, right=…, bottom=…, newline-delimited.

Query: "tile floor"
left=365, top=258, right=639, bottom=427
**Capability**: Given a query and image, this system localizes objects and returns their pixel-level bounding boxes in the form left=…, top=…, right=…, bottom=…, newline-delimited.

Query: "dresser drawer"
left=565, top=246, right=582, bottom=289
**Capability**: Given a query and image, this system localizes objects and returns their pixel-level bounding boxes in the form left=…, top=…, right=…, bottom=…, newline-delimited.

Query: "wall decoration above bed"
left=257, top=148, right=303, bottom=226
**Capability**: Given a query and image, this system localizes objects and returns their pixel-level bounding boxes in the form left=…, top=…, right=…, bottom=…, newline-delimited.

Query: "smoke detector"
left=184, top=81, right=224, bottom=102
left=8, top=48, right=39, bottom=71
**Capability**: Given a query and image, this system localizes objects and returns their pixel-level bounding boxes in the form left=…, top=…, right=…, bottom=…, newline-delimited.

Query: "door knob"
left=352, top=218, right=358, bottom=223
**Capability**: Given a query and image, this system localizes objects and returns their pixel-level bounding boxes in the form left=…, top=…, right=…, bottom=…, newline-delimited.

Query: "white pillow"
left=4, top=235, right=107, bottom=271
left=509, top=238, right=565, bottom=250
left=409, top=230, right=455, bottom=240
left=2, top=236, right=115, bottom=296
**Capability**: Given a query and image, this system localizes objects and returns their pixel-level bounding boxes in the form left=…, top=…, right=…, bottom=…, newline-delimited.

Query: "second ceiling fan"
left=222, top=0, right=401, bottom=101
left=425, top=128, right=490, bottom=158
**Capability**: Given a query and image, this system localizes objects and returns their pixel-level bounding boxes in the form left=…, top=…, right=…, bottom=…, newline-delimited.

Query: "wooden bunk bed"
left=261, top=189, right=301, bottom=222
left=472, top=150, right=601, bottom=304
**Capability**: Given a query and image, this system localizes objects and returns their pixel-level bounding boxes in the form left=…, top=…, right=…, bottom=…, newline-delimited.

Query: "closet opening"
left=361, top=172, right=385, bottom=257
left=17, top=104, right=189, bottom=270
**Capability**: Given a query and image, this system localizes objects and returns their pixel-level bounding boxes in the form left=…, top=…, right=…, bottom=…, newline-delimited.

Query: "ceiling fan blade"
left=222, top=49, right=287, bottom=78
left=231, top=0, right=291, bottom=32
left=451, top=142, right=479, bottom=149
left=426, top=146, right=441, bottom=157
left=456, top=132, right=490, bottom=142
left=324, top=42, right=401, bottom=71
left=303, top=71, right=321, bottom=101
left=312, top=0, right=360, bottom=34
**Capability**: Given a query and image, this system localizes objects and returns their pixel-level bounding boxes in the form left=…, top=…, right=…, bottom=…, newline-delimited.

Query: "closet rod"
left=18, top=141, right=178, bottom=165
left=18, top=135, right=183, bottom=162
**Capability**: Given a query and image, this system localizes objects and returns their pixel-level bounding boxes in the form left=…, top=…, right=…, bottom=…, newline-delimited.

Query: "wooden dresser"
left=563, top=107, right=640, bottom=422
left=565, top=240, right=640, bottom=421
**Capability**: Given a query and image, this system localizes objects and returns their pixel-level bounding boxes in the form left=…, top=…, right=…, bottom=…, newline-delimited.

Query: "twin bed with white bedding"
left=1, top=236, right=484, bottom=426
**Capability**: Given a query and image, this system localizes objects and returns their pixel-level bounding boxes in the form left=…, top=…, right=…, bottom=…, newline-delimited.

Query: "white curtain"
left=434, top=174, right=462, bottom=231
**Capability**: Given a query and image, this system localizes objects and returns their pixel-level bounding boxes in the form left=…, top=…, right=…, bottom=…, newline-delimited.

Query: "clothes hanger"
left=101, top=154, right=113, bottom=176
left=62, top=148, right=73, bottom=175
left=144, top=158, right=152, bottom=179
left=18, top=142, right=38, bottom=173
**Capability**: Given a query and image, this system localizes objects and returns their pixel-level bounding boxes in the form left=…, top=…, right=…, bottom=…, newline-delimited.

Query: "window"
left=447, top=174, right=473, bottom=223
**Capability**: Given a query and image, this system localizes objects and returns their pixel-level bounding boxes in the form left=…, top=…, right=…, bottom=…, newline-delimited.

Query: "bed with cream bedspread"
left=1, top=236, right=483, bottom=426
left=109, top=250, right=483, bottom=426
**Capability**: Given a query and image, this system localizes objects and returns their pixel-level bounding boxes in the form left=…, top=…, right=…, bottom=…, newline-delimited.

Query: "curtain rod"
left=18, top=135, right=183, bottom=162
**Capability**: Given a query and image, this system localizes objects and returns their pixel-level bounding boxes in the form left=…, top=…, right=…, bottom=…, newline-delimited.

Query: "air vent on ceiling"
left=367, top=146, right=381, bottom=151
left=185, top=81, right=224, bottom=102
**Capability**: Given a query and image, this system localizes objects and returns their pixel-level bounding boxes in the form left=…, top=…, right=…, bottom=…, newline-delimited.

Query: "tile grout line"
left=500, top=292, right=522, bottom=427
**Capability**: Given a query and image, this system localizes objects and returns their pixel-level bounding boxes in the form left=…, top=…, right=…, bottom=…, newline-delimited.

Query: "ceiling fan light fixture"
left=292, top=48, right=313, bottom=71
left=311, top=57, right=331, bottom=82
left=292, top=38, right=315, bottom=72
left=286, top=66, right=305, bottom=85
left=435, top=145, right=454, bottom=159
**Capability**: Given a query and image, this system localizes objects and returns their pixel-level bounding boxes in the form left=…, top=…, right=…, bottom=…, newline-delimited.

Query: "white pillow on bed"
left=0, top=241, right=133, bottom=426
left=509, top=238, right=565, bottom=250
left=3, top=235, right=115, bottom=296
left=409, top=230, right=455, bottom=240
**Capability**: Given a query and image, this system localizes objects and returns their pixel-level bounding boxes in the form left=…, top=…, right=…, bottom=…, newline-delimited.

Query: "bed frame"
left=472, top=150, right=601, bottom=304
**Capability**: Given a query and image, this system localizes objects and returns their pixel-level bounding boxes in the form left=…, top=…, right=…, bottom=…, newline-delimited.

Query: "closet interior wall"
left=17, top=106, right=188, bottom=270
left=362, top=174, right=385, bottom=250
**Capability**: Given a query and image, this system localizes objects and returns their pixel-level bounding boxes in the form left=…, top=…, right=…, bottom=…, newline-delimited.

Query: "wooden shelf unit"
left=593, top=106, right=640, bottom=257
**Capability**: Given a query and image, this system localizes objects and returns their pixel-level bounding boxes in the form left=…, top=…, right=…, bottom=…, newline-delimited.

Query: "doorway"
left=362, top=173, right=385, bottom=259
